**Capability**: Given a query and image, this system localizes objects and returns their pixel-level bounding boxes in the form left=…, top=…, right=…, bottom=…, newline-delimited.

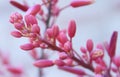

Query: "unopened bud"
left=11, top=31, right=22, bottom=38
left=33, top=59, right=54, bottom=68
left=68, top=20, right=76, bottom=38
left=70, top=0, right=94, bottom=8
left=20, top=43, right=34, bottom=50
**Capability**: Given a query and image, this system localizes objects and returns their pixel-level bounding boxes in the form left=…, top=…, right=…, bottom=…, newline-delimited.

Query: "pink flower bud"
left=33, top=59, right=54, bottom=68
left=46, top=28, right=53, bottom=38
left=11, top=31, right=22, bottom=38
left=10, top=12, right=23, bottom=23
left=10, top=0, right=28, bottom=11
left=59, top=52, right=68, bottom=59
left=26, top=4, right=41, bottom=16
left=14, top=23, right=24, bottom=30
left=52, top=25, right=59, bottom=37
left=108, top=31, right=118, bottom=58
left=64, top=41, right=72, bottom=52
left=54, top=59, right=65, bottom=66
left=113, top=56, right=120, bottom=67
left=31, top=24, right=40, bottom=34
left=25, top=15, right=38, bottom=26
left=7, top=65, right=23, bottom=74
left=59, top=66, right=86, bottom=75
left=20, top=43, right=34, bottom=50
left=86, top=39, right=93, bottom=52
left=57, top=32, right=68, bottom=44
left=70, top=0, right=94, bottom=8
left=68, top=20, right=76, bottom=38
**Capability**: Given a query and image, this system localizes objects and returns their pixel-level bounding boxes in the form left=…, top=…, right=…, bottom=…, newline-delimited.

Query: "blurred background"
left=0, top=0, right=120, bottom=77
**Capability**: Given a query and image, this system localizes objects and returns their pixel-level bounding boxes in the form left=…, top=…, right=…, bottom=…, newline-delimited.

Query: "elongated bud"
left=33, top=59, right=54, bottom=68
left=68, top=20, right=76, bottom=38
left=20, top=43, right=34, bottom=50
left=52, top=25, right=59, bottom=37
left=31, top=24, right=40, bottom=34
left=10, top=0, right=28, bottom=11
left=70, top=0, right=94, bottom=8
left=25, top=15, right=38, bottom=26
left=26, top=4, right=41, bottom=16
left=59, top=66, right=86, bottom=75
left=108, top=31, right=118, bottom=58
left=7, top=66, right=23, bottom=74
left=86, top=39, right=93, bottom=52
left=11, top=31, right=22, bottom=38
left=14, top=23, right=24, bottom=30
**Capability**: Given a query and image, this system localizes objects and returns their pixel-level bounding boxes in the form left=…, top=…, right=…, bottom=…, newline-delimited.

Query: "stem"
left=39, top=1, right=52, bottom=77
left=45, top=0, right=52, bottom=28
left=40, top=38, right=94, bottom=72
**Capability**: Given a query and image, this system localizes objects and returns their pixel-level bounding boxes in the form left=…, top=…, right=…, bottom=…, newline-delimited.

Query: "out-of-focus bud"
left=33, top=59, right=54, bottom=68
left=70, top=0, right=94, bottom=8
left=11, top=31, right=22, bottom=38
left=86, top=39, right=93, bottom=52
left=7, top=65, right=23, bottom=75
left=20, top=43, right=34, bottom=50
left=108, top=31, right=118, bottom=58
left=10, top=0, right=28, bottom=11
left=26, top=4, right=41, bottom=16
left=68, top=20, right=76, bottom=38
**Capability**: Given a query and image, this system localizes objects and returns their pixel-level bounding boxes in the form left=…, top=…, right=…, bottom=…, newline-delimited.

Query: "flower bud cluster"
left=9, top=0, right=120, bottom=77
